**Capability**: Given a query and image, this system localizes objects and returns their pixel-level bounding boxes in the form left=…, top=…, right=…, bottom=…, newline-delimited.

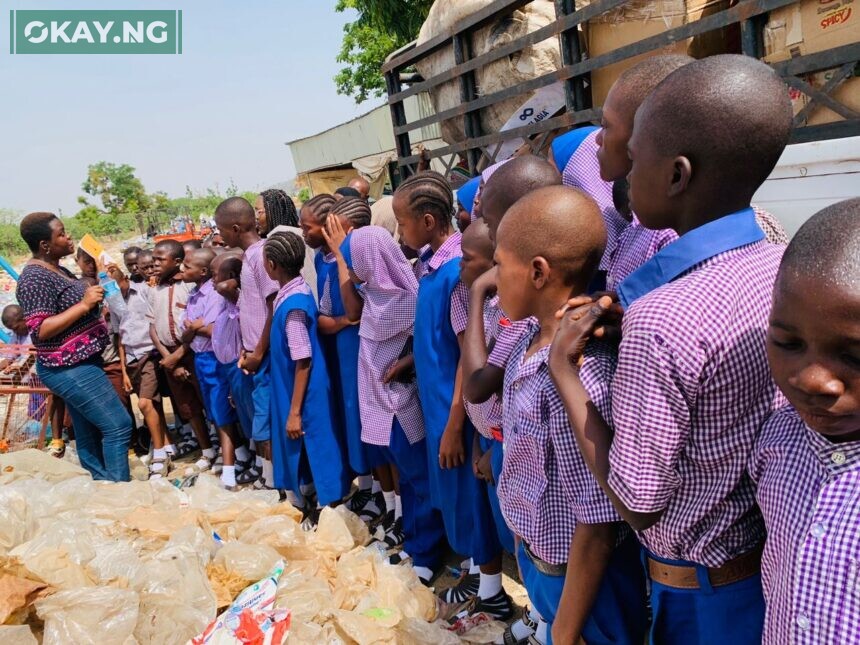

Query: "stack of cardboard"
left=583, top=0, right=739, bottom=106
left=764, top=0, right=859, bottom=126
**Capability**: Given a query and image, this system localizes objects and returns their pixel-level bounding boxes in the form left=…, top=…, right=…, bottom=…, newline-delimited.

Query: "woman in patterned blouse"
left=16, top=212, right=132, bottom=481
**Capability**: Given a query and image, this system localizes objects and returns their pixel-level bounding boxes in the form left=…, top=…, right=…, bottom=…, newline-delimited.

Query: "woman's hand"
left=82, top=285, right=105, bottom=309
left=322, top=215, right=350, bottom=256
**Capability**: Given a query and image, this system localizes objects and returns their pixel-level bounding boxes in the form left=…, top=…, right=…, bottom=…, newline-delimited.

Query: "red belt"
left=490, top=427, right=503, bottom=442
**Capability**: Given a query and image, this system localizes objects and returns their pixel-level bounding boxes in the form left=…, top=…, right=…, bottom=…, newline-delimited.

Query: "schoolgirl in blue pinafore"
left=413, top=242, right=501, bottom=567
left=314, top=243, right=374, bottom=476
left=270, top=283, right=351, bottom=506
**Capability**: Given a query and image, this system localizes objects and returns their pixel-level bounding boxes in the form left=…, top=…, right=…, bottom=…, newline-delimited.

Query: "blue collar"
left=617, top=208, right=764, bottom=309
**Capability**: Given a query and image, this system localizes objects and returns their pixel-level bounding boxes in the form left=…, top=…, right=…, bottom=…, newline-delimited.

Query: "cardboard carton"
left=788, top=67, right=860, bottom=126
left=764, top=0, right=858, bottom=62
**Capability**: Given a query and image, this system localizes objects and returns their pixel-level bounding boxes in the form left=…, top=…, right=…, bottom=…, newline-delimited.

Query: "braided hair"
left=395, top=170, right=454, bottom=232
left=260, top=189, right=299, bottom=231
left=263, top=231, right=305, bottom=278
left=302, top=194, right=337, bottom=224
left=331, top=196, right=371, bottom=229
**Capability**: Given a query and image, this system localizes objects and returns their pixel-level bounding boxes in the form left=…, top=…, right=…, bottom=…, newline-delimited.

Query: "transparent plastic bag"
left=274, top=570, right=335, bottom=622
left=332, top=609, right=396, bottom=644
left=315, top=507, right=361, bottom=555
left=212, top=541, right=282, bottom=582
left=238, top=515, right=305, bottom=555
left=0, top=571, right=48, bottom=624
left=0, top=448, right=88, bottom=484
left=0, top=625, right=38, bottom=644
left=0, top=487, right=34, bottom=555
left=35, top=586, right=139, bottom=645
left=396, top=617, right=462, bottom=645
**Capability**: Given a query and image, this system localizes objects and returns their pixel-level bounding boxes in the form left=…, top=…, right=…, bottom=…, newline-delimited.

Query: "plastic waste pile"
left=0, top=450, right=505, bottom=644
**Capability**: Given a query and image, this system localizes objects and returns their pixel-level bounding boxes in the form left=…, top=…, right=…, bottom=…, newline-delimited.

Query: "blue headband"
left=457, top=177, right=480, bottom=215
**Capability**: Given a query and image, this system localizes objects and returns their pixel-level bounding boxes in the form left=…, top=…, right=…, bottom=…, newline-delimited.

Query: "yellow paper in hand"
left=78, top=234, right=112, bottom=268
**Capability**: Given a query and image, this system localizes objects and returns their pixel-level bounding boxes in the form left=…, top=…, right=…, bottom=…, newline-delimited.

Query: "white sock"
left=478, top=572, right=502, bottom=600
left=529, top=606, right=543, bottom=622
left=202, top=447, right=216, bottom=460
left=469, top=559, right=479, bottom=575
left=413, top=565, right=433, bottom=582
left=394, top=494, right=403, bottom=520
left=371, top=478, right=382, bottom=494
left=511, top=614, right=538, bottom=640
left=357, top=475, right=372, bottom=490
left=153, top=448, right=166, bottom=460
left=261, top=459, right=273, bottom=486
left=255, top=455, right=263, bottom=468
left=221, top=465, right=236, bottom=487
left=235, top=445, right=250, bottom=462
left=535, top=620, right=548, bottom=644
left=285, top=490, right=302, bottom=507
left=164, top=443, right=176, bottom=455
left=382, top=490, right=396, bottom=515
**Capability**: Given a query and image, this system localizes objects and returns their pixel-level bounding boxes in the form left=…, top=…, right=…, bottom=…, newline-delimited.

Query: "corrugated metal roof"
left=287, top=93, right=441, bottom=174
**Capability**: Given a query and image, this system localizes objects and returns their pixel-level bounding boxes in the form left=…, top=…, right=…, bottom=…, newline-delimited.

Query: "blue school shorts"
left=194, top=351, right=237, bottom=428
left=646, top=551, right=765, bottom=644
left=225, top=362, right=254, bottom=441
left=481, top=435, right=515, bottom=554
left=516, top=536, right=647, bottom=645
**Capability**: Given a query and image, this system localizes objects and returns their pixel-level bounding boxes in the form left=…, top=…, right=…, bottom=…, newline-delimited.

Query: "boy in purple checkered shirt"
left=749, top=199, right=860, bottom=645
left=548, top=55, right=793, bottom=644
left=496, top=186, right=646, bottom=645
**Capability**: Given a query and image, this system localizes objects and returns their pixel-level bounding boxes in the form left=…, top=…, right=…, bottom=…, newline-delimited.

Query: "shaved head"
left=637, top=54, right=792, bottom=201
left=190, top=247, right=216, bottom=268
left=497, top=185, right=606, bottom=288
left=611, top=54, right=694, bottom=121
left=214, top=196, right=256, bottom=229
left=461, top=216, right=493, bottom=258
left=348, top=176, right=371, bottom=200
left=779, top=198, right=860, bottom=291
left=481, top=155, right=562, bottom=241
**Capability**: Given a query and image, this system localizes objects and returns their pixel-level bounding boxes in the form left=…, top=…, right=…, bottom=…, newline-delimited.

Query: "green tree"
left=334, top=0, right=433, bottom=103
left=81, top=162, right=151, bottom=214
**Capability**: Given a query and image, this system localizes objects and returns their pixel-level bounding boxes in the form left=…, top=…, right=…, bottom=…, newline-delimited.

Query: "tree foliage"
left=81, top=162, right=151, bottom=214
left=334, top=0, right=433, bottom=103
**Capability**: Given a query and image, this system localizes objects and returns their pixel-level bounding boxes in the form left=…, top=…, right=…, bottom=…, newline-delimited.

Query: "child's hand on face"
left=438, top=422, right=466, bottom=469
left=471, top=266, right=499, bottom=296
left=322, top=215, right=350, bottom=255
left=548, top=296, right=614, bottom=379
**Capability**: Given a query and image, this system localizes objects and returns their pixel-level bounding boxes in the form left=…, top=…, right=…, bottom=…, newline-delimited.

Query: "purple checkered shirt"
left=239, top=239, right=280, bottom=352
left=318, top=252, right=335, bottom=316
left=499, top=322, right=621, bottom=564
left=273, top=277, right=313, bottom=361
left=605, top=217, right=677, bottom=292
left=606, top=206, right=786, bottom=292
left=608, top=241, right=785, bottom=566
left=348, top=227, right=424, bottom=446
left=749, top=407, right=860, bottom=644
left=212, top=299, right=242, bottom=365
left=458, top=291, right=528, bottom=439
left=182, top=280, right=223, bottom=354
left=561, top=129, right=628, bottom=272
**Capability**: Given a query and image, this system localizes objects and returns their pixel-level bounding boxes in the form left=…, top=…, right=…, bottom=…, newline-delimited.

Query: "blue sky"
left=0, top=1, right=374, bottom=216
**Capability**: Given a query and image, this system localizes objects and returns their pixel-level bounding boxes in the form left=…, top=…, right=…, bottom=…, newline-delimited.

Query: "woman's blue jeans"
left=37, top=358, right=132, bottom=482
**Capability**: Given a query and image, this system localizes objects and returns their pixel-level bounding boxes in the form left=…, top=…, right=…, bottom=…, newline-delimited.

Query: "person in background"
left=455, top=176, right=480, bottom=233
left=334, top=186, right=361, bottom=201
left=137, top=249, right=157, bottom=285
left=123, top=246, right=144, bottom=283
left=348, top=176, right=371, bottom=201
left=370, top=196, right=399, bottom=242
left=182, top=239, right=203, bottom=258
left=147, top=239, right=215, bottom=471
left=16, top=212, right=131, bottom=481
left=256, top=188, right=317, bottom=300
left=748, top=198, right=860, bottom=645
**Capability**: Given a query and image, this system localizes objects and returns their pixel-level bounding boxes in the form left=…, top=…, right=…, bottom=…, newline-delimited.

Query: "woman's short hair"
left=20, top=212, right=58, bottom=253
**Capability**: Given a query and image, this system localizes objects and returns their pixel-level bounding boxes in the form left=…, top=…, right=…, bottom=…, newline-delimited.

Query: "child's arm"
left=117, top=340, right=132, bottom=394
left=548, top=299, right=663, bottom=531
left=150, top=323, right=184, bottom=369
left=287, top=358, right=310, bottom=439
left=462, top=269, right=505, bottom=404
left=322, top=217, right=364, bottom=322
left=317, top=315, right=352, bottom=336
left=552, top=522, right=619, bottom=644
left=180, top=318, right=203, bottom=345
left=196, top=323, right=213, bottom=339
left=439, top=345, right=467, bottom=469
left=240, top=295, right=274, bottom=374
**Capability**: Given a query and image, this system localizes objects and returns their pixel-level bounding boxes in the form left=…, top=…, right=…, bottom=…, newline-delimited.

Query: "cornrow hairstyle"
left=260, top=189, right=299, bottom=231
left=331, top=196, right=371, bottom=229
left=20, top=212, right=59, bottom=254
left=263, top=231, right=306, bottom=277
left=395, top=170, right=454, bottom=232
left=302, top=194, right=337, bottom=224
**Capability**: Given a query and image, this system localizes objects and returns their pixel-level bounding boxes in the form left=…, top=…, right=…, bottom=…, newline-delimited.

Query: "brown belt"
left=647, top=544, right=763, bottom=590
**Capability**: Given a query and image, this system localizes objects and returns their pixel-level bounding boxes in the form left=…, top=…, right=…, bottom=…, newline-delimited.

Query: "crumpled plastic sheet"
left=0, top=449, right=508, bottom=644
